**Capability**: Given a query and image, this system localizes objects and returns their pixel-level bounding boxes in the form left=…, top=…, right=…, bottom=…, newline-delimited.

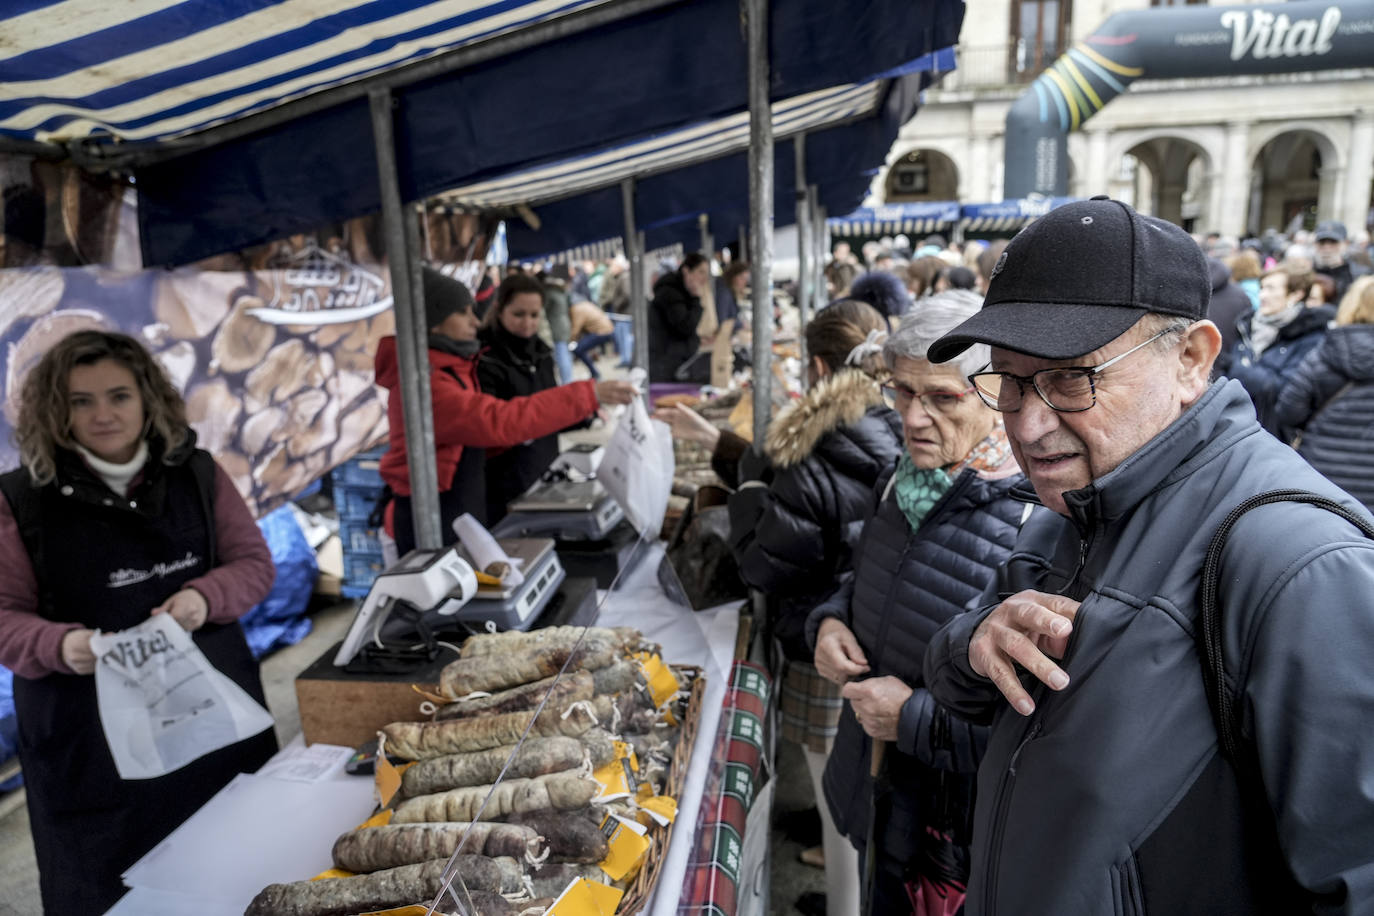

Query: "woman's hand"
left=814, top=617, right=870, bottom=684
left=650, top=402, right=721, bottom=450
left=842, top=676, right=913, bottom=741
left=594, top=380, right=638, bottom=406
left=151, top=588, right=209, bottom=632
left=61, top=628, right=97, bottom=675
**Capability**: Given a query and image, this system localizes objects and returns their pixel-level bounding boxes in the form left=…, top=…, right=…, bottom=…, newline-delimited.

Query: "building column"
left=1318, top=160, right=1343, bottom=226
left=1216, top=120, right=1252, bottom=238
left=1343, top=110, right=1374, bottom=235
left=1085, top=128, right=1111, bottom=199
left=968, top=134, right=992, bottom=202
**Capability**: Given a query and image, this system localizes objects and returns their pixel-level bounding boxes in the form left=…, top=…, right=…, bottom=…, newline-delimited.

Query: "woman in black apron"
left=0, top=330, right=277, bottom=914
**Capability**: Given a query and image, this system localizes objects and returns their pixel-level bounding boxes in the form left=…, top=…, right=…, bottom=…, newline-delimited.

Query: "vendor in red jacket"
left=376, top=267, right=636, bottom=553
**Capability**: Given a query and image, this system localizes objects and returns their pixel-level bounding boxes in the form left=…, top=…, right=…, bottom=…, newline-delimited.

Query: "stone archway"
left=884, top=148, right=960, bottom=202
left=1116, top=136, right=1213, bottom=231
left=1247, top=126, right=1342, bottom=235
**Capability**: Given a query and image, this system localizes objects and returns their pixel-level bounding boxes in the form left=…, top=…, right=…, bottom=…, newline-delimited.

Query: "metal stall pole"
left=738, top=224, right=748, bottom=263
left=745, top=0, right=773, bottom=446
left=370, top=88, right=442, bottom=550
left=812, top=188, right=827, bottom=309
left=794, top=134, right=810, bottom=388
left=699, top=213, right=713, bottom=260
left=621, top=179, right=650, bottom=385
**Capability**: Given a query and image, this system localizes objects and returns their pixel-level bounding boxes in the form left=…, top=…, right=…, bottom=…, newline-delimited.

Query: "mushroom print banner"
left=0, top=237, right=489, bottom=518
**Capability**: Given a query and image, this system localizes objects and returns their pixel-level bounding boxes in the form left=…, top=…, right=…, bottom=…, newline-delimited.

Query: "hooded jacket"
left=728, top=369, right=904, bottom=661
left=1206, top=257, right=1252, bottom=360
left=1274, top=323, right=1374, bottom=511
left=804, top=441, right=1025, bottom=878
left=924, top=380, right=1374, bottom=916
left=1220, top=304, right=1333, bottom=433
left=647, top=271, right=702, bottom=382
left=374, top=336, right=598, bottom=501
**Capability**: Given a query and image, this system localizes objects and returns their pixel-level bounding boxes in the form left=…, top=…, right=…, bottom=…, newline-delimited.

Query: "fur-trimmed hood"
left=765, top=368, right=894, bottom=468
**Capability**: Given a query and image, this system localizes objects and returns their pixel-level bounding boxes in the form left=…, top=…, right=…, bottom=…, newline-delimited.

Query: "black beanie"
left=421, top=266, right=475, bottom=329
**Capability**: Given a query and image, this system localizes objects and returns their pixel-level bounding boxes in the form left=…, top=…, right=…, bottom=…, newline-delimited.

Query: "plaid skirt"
left=779, top=659, right=844, bottom=754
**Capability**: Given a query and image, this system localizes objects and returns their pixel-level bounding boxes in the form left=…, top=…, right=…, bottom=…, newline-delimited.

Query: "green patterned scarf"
left=893, top=452, right=953, bottom=531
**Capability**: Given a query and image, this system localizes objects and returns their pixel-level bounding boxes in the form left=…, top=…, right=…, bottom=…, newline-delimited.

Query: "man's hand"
left=61, top=628, right=97, bottom=675
left=650, top=403, right=721, bottom=450
left=841, top=676, right=912, bottom=742
left=814, top=617, right=870, bottom=684
left=151, top=588, right=209, bottom=632
left=969, top=590, right=1079, bottom=716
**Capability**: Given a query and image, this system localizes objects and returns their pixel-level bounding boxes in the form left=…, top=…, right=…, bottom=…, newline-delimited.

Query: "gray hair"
left=883, top=288, right=989, bottom=379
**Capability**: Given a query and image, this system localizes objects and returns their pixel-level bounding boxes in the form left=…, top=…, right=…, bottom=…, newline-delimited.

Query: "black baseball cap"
left=928, top=196, right=1210, bottom=362
left=1314, top=220, right=1347, bottom=243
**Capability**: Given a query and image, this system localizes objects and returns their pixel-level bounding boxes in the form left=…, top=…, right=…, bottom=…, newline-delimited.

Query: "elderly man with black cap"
left=922, top=197, right=1374, bottom=915
left=375, top=267, right=636, bottom=554
left=1314, top=219, right=1370, bottom=302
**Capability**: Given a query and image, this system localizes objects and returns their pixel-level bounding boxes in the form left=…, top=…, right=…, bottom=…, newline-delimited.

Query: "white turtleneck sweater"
left=76, top=441, right=150, bottom=497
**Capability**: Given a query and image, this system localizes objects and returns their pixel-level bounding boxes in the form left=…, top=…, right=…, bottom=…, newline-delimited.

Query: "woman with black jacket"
left=477, top=273, right=568, bottom=522
left=648, top=252, right=711, bottom=382
left=1275, top=276, right=1374, bottom=511
left=656, top=299, right=901, bottom=916
left=808, top=290, right=1026, bottom=916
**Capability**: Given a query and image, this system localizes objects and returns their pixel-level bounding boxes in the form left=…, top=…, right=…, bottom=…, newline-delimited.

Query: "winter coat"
left=1274, top=323, right=1374, bottom=511
left=1219, top=304, right=1333, bottom=434
left=1316, top=259, right=1371, bottom=302
left=648, top=271, right=702, bottom=382
left=1207, top=257, right=1252, bottom=361
left=476, top=325, right=562, bottom=521
left=924, top=380, right=1374, bottom=915
left=374, top=336, right=598, bottom=531
left=805, top=457, right=1025, bottom=878
left=728, top=369, right=904, bottom=662
left=0, top=439, right=276, bottom=913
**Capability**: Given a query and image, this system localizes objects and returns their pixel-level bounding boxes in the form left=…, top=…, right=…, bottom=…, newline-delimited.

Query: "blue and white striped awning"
left=0, top=0, right=612, bottom=144
left=439, top=80, right=883, bottom=209
left=958, top=197, right=1078, bottom=232
left=827, top=201, right=961, bottom=237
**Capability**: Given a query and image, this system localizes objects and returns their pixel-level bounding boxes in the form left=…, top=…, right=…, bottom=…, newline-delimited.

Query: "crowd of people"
left=652, top=202, right=1374, bottom=916
left=3, top=198, right=1373, bottom=915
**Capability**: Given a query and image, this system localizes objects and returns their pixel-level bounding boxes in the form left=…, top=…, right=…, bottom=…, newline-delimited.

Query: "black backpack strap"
left=1199, top=488, right=1374, bottom=762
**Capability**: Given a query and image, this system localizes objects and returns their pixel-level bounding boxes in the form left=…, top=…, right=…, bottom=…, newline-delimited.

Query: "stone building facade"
left=880, top=0, right=1374, bottom=238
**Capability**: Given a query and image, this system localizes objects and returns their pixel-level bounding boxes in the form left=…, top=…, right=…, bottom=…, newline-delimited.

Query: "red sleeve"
left=184, top=462, right=275, bottom=624
left=431, top=376, right=600, bottom=450
left=0, top=495, right=81, bottom=678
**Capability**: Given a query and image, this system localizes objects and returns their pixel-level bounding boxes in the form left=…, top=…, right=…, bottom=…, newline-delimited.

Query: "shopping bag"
left=89, top=613, right=274, bottom=780
left=600, top=372, right=675, bottom=538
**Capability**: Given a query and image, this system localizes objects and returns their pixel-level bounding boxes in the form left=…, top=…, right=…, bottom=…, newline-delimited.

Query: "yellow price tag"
left=598, top=814, right=651, bottom=882
left=359, top=907, right=434, bottom=916
left=639, top=794, right=678, bottom=827
left=544, top=877, right=625, bottom=916
left=635, top=652, right=679, bottom=709
left=356, top=808, right=394, bottom=830
left=374, top=751, right=405, bottom=809
left=310, top=868, right=355, bottom=880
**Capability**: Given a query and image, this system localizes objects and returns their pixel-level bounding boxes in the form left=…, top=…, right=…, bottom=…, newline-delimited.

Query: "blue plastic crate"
left=340, top=517, right=382, bottom=554
left=334, top=483, right=384, bottom=522
left=332, top=448, right=386, bottom=489
left=340, top=581, right=372, bottom=600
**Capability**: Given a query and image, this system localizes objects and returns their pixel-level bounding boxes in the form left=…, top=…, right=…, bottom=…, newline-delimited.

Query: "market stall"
left=103, top=542, right=741, bottom=916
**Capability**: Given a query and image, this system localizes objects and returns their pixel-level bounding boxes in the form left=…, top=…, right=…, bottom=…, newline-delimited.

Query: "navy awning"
left=826, top=200, right=961, bottom=238
left=74, top=0, right=961, bottom=266
left=958, top=197, right=1078, bottom=232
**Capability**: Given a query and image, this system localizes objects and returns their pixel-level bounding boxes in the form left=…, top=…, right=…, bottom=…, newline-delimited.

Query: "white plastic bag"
left=599, top=373, right=675, bottom=538
left=89, top=613, right=274, bottom=780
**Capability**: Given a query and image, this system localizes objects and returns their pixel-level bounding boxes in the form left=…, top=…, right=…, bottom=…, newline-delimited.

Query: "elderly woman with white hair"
left=807, top=288, right=1027, bottom=915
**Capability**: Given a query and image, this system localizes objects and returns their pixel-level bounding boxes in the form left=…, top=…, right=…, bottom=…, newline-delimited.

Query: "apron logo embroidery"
left=106, top=551, right=201, bottom=589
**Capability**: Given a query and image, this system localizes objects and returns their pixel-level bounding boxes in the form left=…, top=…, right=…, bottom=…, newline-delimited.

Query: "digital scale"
left=332, top=539, right=564, bottom=670
left=491, top=477, right=625, bottom=541
left=432, top=537, right=565, bottom=632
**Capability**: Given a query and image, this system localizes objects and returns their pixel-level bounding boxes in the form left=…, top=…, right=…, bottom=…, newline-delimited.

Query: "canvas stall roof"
left=826, top=200, right=962, bottom=238
left=505, top=74, right=929, bottom=260
left=0, top=0, right=962, bottom=267
left=0, top=0, right=624, bottom=145
left=958, top=197, right=1078, bottom=232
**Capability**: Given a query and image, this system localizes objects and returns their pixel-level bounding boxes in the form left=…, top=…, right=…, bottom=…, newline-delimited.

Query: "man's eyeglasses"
left=880, top=382, right=976, bottom=415
left=968, top=326, right=1177, bottom=413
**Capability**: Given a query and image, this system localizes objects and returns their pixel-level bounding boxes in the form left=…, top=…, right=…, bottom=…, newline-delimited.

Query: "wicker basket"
left=617, top=665, right=707, bottom=915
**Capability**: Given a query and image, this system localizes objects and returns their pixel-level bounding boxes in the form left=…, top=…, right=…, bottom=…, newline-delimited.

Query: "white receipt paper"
left=452, top=512, right=524, bottom=587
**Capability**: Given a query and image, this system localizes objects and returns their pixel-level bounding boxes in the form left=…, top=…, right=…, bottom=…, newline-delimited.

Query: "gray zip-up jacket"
left=924, top=379, right=1374, bottom=915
